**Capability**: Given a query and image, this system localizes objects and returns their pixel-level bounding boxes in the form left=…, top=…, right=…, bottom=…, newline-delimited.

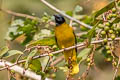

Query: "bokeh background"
left=0, top=0, right=114, bottom=80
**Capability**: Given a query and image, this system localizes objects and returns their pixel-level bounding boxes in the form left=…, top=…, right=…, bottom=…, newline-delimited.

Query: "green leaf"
left=29, top=59, right=42, bottom=73
left=1, top=50, right=23, bottom=58
left=34, top=29, right=53, bottom=40
left=22, top=35, right=33, bottom=45
left=80, top=26, right=89, bottom=31
left=40, top=56, right=49, bottom=71
left=87, top=25, right=96, bottom=45
left=87, top=21, right=100, bottom=45
left=118, top=2, right=120, bottom=6
left=92, top=1, right=115, bottom=23
left=26, top=37, right=56, bottom=48
left=6, top=19, right=38, bottom=45
left=25, top=49, right=38, bottom=69
left=115, top=76, right=120, bottom=80
left=10, top=76, right=16, bottom=80
left=82, top=16, right=92, bottom=24
left=66, top=11, right=73, bottom=16
left=112, top=17, right=120, bottom=23
left=74, top=5, right=83, bottom=13
left=77, top=48, right=91, bottom=64
left=0, top=46, right=9, bottom=58
left=77, top=34, right=88, bottom=42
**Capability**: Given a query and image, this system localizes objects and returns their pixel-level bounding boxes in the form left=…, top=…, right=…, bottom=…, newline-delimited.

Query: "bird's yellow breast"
left=55, top=23, right=75, bottom=48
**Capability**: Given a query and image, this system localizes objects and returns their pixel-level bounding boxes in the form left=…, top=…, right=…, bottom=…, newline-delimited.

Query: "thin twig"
left=113, top=56, right=120, bottom=80
left=8, top=70, right=11, bottom=80
left=109, top=42, right=116, bottom=69
left=40, top=0, right=92, bottom=29
left=43, top=56, right=50, bottom=72
left=16, top=54, right=23, bottom=64
left=16, top=50, right=28, bottom=64
left=2, top=8, right=92, bottom=30
left=93, top=63, right=101, bottom=73
left=0, top=38, right=120, bottom=71
left=2, top=9, right=39, bottom=20
left=79, top=46, right=95, bottom=80
left=10, top=16, right=15, bottom=24
left=50, top=46, right=85, bottom=67
left=0, top=1, right=92, bottom=29
left=50, top=46, right=86, bottom=67
left=50, top=56, right=64, bottom=66
left=69, top=20, right=73, bottom=27
left=1, top=6, right=92, bottom=29
left=76, top=32, right=87, bottom=37
left=79, top=30, right=100, bottom=80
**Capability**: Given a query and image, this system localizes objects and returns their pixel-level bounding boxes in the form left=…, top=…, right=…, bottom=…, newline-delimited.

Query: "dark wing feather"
left=55, top=36, right=58, bottom=45
left=73, top=31, right=77, bottom=52
left=54, top=35, right=60, bottom=48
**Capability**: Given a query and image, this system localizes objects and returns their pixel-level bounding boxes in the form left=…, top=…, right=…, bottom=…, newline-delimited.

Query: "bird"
left=54, top=14, right=79, bottom=75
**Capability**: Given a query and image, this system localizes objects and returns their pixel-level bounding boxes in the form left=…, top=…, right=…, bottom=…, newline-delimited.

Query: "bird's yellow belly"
left=56, top=32, right=75, bottom=48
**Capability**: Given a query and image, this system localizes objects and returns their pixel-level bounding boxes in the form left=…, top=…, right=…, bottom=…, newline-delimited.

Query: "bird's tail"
left=64, top=49, right=79, bottom=75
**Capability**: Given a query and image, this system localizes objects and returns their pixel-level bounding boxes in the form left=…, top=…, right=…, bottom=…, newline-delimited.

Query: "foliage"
left=1, top=0, right=120, bottom=80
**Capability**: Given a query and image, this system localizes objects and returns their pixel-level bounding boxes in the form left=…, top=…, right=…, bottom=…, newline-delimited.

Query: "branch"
left=0, top=0, right=92, bottom=29
left=0, top=60, right=53, bottom=80
left=0, top=60, right=42, bottom=80
left=79, top=53, right=94, bottom=80
left=1, top=4, right=92, bottom=29
left=40, top=0, right=92, bottom=29
left=50, top=46, right=85, bottom=66
left=113, top=56, right=120, bottom=80
left=80, top=44, right=96, bottom=80
left=50, top=56, right=64, bottom=66
left=1, top=9, right=40, bottom=20
left=1, top=38, right=120, bottom=71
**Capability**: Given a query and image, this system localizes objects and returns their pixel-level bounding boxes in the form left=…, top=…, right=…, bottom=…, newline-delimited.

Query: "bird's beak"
left=53, top=15, right=59, bottom=19
left=53, top=15, right=57, bottom=17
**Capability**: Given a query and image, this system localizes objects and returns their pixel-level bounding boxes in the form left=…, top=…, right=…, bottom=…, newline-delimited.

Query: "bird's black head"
left=54, top=14, right=65, bottom=26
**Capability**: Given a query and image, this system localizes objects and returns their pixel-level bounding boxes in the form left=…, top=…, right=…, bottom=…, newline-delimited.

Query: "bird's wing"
left=55, top=35, right=58, bottom=46
left=73, top=31, right=77, bottom=53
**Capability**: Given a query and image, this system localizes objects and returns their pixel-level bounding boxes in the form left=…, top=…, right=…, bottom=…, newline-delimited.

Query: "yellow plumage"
left=55, top=22, right=79, bottom=75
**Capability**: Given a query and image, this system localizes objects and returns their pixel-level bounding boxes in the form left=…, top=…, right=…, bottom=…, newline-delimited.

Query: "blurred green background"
left=0, top=0, right=110, bottom=45
left=0, top=0, right=114, bottom=80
